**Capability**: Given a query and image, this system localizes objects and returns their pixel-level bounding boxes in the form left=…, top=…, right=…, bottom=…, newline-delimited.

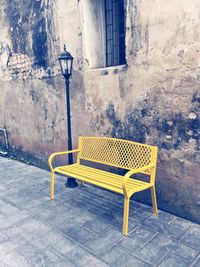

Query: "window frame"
left=104, top=0, right=126, bottom=67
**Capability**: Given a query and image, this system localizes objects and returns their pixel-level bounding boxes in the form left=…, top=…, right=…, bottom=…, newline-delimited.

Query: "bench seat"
left=54, top=164, right=153, bottom=195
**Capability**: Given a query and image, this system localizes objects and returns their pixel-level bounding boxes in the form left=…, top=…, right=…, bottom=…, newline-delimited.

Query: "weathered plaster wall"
left=0, top=0, right=91, bottom=167
left=0, top=0, right=199, bottom=222
left=82, top=0, right=200, bottom=222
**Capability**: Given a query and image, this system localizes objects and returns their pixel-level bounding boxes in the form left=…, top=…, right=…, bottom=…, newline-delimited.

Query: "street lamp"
left=58, top=45, right=78, bottom=188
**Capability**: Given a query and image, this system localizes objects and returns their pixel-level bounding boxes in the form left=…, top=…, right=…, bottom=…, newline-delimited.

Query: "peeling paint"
left=5, top=0, right=58, bottom=78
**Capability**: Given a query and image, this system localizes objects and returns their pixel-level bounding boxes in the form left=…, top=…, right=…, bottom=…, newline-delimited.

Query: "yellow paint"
left=48, top=136, right=158, bottom=235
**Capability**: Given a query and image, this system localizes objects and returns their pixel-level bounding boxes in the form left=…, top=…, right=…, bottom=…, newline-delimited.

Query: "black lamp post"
left=58, top=45, right=78, bottom=188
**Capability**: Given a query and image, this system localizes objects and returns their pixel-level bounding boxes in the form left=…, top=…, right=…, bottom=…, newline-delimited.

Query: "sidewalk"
left=0, top=156, right=200, bottom=267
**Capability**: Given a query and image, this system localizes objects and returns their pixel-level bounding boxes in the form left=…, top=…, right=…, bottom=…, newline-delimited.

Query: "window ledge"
left=85, top=64, right=127, bottom=75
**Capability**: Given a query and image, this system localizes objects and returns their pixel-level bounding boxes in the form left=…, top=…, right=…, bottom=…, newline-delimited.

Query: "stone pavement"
left=0, top=156, right=200, bottom=267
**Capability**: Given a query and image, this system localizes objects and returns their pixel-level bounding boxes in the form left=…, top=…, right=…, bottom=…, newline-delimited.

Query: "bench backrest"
left=78, top=136, right=157, bottom=172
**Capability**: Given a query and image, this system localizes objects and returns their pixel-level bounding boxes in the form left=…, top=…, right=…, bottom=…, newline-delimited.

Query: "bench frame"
left=48, top=136, right=158, bottom=236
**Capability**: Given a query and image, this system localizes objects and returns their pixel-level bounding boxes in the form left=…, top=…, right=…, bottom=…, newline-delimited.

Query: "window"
left=82, top=0, right=126, bottom=69
left=105, top=0, right=126, bottom=67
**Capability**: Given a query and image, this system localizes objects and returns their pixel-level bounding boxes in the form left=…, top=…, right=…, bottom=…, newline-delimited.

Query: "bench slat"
left=59, top=164, right=149, bottom=188
left=54, top=164, right=152, bottom=194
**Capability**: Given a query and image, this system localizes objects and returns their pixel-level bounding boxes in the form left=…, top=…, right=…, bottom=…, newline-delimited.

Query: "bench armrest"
left=48, top=149, right=79, bottom=171
left=122, top=163, right=155, bottom=198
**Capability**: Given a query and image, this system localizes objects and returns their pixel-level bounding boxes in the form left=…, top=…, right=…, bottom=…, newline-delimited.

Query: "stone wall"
left=0, top=0, right=199, bottom=223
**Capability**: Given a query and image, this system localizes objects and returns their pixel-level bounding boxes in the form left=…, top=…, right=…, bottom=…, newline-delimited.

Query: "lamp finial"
left=64, top=44, right=66, bottom=51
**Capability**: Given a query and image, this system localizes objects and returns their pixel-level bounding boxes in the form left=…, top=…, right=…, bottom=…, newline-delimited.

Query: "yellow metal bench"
left=48, top=136, right=158, bottom=235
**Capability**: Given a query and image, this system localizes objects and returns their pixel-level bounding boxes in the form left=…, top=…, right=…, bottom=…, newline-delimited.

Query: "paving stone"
left=34, top=230, right=77, bottom=250
left=29, top=202, right=81, bottom=227
left=0, top=237, right=27, bottom=260
left=84, top=256, right=111, bottom=267
left=73, top=211, right=111, bottom=234
left=155, top=210, right=176, bottom=223
left=47, top=259, right=77, bottom=267
left=135, top=242, right=167, bottom=265
left=17, top=242, right=62, bottom=266
left=158, top=252, right=189, bottom=267
left=93, top=201, right=119, bottom=214
left=27, top=203, right=55, bottom=220
left=129, top=204, right=152, bottom=214
left=101, top=245, right=130, bottom=265
left=30, top=238, right=51, bottom=251
left=51, top=234, right=78, bottom=256
left=193, top=257, right=200, bottom=267
left=170, top=217, right=199, bottom=230
left=108, top=199, right=138, bottom=214
left=1, top=224, right=24, bottom=240
left=57, top=221, right=95, bottom=245
left=83, top=216, right=111, bottom=234
left=112, top=253, right=152, bottom=267
left=88, top=204, right=108, bottom=215
left=43, top=198, right=77, bottom=210
left=142, top=217, right=186, bottom=240
left=0, top=183, right=7, bottom=192
left=100, top=210, right=140, bottom=232
left=0, top=250, right=33, bottom=267
left=117, top=235, right=146, bottom=252
left=72, top=211, right=96, bottom=225
left=0, top=262, right=10, bottom=267
left=5, top=190, right=48, bottom=209
left=129, top=208, right=152, bottom=221
left=64, top=245, right=96, bottom=266
left=70, top=194, right=112, bottom=213
left=20, top=196, right=50, bottom=210
left=0, top=232, right=8, bottom=243
left=19, top=218, right=53, bottom=241
left=85, top=186, right=116, bottom=200
left=51, top=189, right=77, bottom=202
left=131, top=200, right=152, bottom=210
left=62, top=198, right=90, bottom=211
left=129, top=225, right=156, bottom=240
left=151, top=233, right=199, bottom=262
left=168, top=242, right=199, bottom=262
left=0, top=211, right=30, bottom=230
left=151, top=233, right=175, bottom=247
left=85, top=228, right=123, bottom=255
left=0, top=161, right=26, bottom=170
left=0, top=157, right=10, bottom=163
left=0, top=199, right=21, bottom=216
left=181, top=226, right=200, bottom=250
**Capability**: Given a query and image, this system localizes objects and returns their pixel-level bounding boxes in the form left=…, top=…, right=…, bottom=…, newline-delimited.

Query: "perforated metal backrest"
left=78, top=136, right=157, bottom=171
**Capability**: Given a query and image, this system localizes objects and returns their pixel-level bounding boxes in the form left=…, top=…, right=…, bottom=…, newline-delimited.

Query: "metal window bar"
left=105, top=0, right=126, bottom=67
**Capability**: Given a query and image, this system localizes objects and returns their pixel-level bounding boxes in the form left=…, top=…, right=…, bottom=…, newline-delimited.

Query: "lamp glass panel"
left=67, top=59, right=72, bottom=74
left=61, top=59, right=69, bottom=74
left=59, top=59, right=73, bottom=75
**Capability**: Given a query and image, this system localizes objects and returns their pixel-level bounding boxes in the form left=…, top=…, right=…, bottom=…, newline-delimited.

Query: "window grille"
left=105, top=0, right=126, bottom=67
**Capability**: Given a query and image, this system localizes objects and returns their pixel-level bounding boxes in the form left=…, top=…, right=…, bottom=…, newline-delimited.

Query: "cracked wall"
left=0, top=0, right=200, bottom=223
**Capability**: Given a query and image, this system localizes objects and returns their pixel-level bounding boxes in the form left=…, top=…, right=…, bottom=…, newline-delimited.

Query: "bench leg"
left=50, top=172, right=55, bottom=200
left=151, top=185, right=158, bottom=215
left=123, top=197, right=130, bottom=236
left=80, top=181, right=85, bottom=187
